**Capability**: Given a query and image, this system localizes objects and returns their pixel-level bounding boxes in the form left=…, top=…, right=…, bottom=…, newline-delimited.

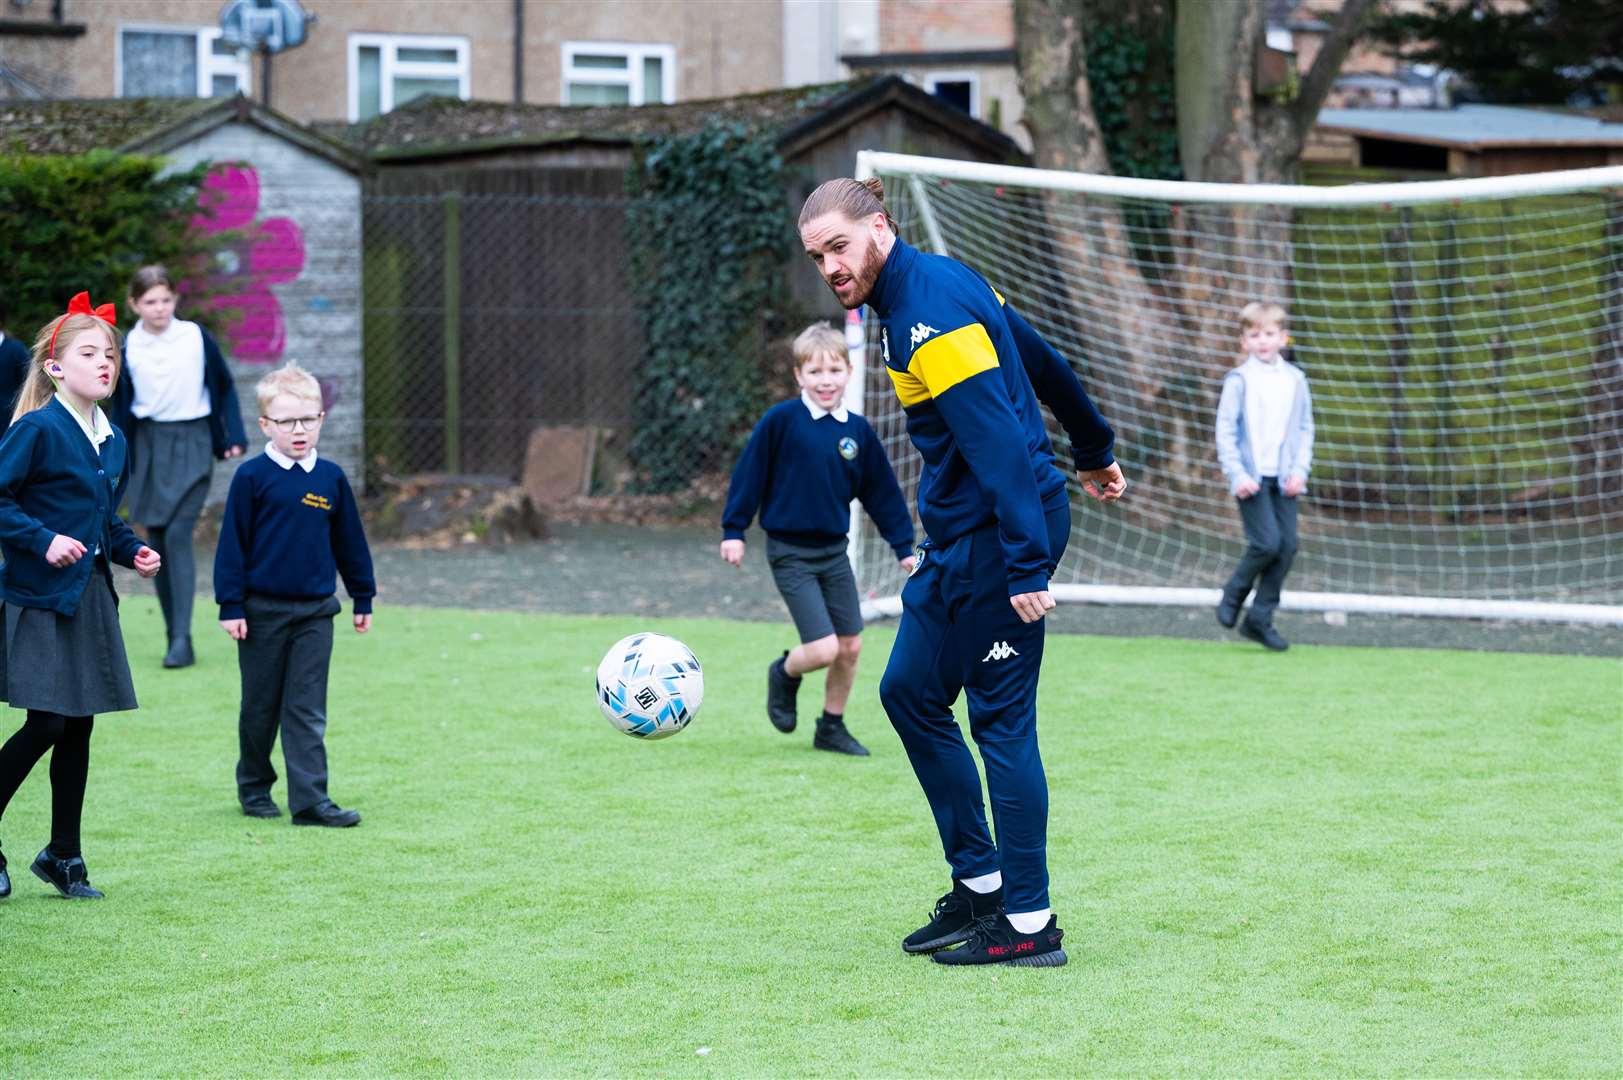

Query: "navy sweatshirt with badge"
left=214, top=453, right=375, bottom=620
left=721, top=398, right=915, bottom=558
left=868, top=236, right=1115, bottom=595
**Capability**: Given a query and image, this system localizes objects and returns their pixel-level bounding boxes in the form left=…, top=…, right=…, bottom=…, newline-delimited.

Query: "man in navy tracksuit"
left=799, top=177, right=1126, bottom=968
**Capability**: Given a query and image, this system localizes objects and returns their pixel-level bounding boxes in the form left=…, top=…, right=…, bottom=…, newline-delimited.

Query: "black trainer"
left=902, top=880, right=1003, bottom=954
left=1238, top=618, right=1289, bottom=651
left=31, top=848, right=103, bottom=899
left=933, top=912, right=1067, bottom=968
left=766, top=653, right=800, bottom=733
left=813, top=715, right=869, bottom=757
left=1215, top=593, right=1241, bottom=628
left=0, top=845, right=9, bottom=900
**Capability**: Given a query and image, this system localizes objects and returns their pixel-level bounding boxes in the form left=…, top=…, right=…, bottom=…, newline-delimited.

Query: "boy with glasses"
left=215, top=363, right=375, bottom=827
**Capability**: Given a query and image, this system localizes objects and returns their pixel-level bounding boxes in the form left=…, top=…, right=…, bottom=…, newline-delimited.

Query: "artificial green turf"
left=2, top=599, right=1618, bottom=1076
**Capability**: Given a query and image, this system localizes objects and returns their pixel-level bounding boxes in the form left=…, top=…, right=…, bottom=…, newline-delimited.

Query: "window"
left=348, top=34, right=470, bottom=122
left=924, top=72, right=979, bottom=118
left=118, top=26, right=251, bottom=98
left=563, top=42, right=674, bottom=106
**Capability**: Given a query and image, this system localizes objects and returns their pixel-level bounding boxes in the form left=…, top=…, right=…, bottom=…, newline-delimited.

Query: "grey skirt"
left=0, top=568, right=137, bottom=716
left=127, top=417, right=212, bottom=527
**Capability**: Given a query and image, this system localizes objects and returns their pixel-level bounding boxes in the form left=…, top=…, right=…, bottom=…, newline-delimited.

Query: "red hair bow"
left=48, top=291, right=118, bottom=359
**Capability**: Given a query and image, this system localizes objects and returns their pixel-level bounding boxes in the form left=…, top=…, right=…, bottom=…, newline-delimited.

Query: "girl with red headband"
left=0, top=294, right=161, bottom=902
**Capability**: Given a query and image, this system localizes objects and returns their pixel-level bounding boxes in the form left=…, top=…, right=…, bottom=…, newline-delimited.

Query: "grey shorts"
left=766, top=536, right=864, bottom=643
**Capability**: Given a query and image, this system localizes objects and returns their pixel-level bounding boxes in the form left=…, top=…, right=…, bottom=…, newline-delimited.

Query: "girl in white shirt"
left=111, top=266, right=247, bottom=669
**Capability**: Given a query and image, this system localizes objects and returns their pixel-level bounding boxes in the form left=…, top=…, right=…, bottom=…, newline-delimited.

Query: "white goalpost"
left=851, top=151, right=1623, bottom=627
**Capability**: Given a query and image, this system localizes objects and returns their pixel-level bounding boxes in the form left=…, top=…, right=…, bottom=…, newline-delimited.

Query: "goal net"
left=849, top=153, right=1623, bottom=625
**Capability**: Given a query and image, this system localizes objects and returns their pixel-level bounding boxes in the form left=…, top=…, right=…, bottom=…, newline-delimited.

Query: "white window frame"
left=562, top=41, right=676, bottom=106
left=347, top=33, right=471, bottom=123
left=923, top=71, right=980, bottom=119
left=116, top=24, right=252, bottom=98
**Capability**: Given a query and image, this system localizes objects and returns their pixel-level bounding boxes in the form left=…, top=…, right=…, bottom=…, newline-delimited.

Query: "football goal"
left=849, top=152, right=1623, bottom=626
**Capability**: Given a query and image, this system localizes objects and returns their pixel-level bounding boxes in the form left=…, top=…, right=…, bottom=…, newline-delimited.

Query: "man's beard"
left=830, top=236, right=884, bottom=310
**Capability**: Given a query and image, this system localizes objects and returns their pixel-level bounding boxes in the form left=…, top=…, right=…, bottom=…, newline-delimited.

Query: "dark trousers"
left=879, top=498, right=1071, bottom=915
left=0, top=711, right=94, bottom=858
left=235, top=594, right=341, bottom=815
left=1222, top=477, right=1299, bottom=628
left=147, top=477, right=208, bottom=645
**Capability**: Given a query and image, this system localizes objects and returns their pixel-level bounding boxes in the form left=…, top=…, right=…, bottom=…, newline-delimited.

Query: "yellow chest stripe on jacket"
left=886, top=322, right=1000, bottom=407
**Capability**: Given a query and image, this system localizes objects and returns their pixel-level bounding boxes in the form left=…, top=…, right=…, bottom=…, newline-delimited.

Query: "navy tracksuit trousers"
left=879, top=493, right=1070, bottom=915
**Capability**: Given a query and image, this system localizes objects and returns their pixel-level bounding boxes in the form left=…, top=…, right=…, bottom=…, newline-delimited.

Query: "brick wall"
left=878, top=0, right=1012, bottom=53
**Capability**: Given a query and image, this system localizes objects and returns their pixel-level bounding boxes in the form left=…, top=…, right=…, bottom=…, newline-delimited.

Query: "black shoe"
left=163, top=636, right=195, bottom=669
left=766, top=653, right=800, bottom=733
left=933, top=912, right=1067, bottom=967
left=0, top=847, right=9, bottom=900
left=813, top=715, right=869, bottom=756
left=1238, top=619, right=1289, bottom=651
left=291, top=802, right=360, bottom=828
left=240, top=796, right=282, bottom=818
left=31, top=848, right=103, bottom=899
left=903, top=880, right=1004, bottom=954
left=1215, top=594, right=1241, bottom=628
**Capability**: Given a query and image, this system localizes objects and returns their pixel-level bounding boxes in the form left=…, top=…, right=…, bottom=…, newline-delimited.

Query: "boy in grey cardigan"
left=1214, top=302, right=1315, bottom=651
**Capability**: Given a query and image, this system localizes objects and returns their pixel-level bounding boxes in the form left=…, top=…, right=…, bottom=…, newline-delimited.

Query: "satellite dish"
left=219, top=0, right=313, bottom=54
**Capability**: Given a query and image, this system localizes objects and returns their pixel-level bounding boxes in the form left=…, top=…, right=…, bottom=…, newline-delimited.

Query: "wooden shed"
left=326, top=76, right=1025, bottom=478
left=2, top=95, right=365, bottom=495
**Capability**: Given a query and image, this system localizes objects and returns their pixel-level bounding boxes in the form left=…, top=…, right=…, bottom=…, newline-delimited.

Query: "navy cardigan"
left=109, top=323, right=248, bottom=459
left=0, top=398, right=145, bottom=615
left=0, top=334, right=30, bottom=439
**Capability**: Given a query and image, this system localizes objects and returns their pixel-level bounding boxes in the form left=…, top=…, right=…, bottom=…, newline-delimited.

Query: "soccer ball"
left=594, top=633, right=704, bottom=740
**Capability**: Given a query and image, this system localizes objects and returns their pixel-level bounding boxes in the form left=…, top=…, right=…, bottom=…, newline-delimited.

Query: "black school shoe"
left=31, top=848, right=104, bottom=899
left=933, top=912, right=1067, bottom=968
left=163, top=636, right=195, bottom=669
left=902, top=880, right=1004, bottom=954
left=813, top=715, right=869, bottom=757
left=1215, top=593, right=1241, bottom=629
left=291, top=802, right=361, bottom=828
left=0, top=846, right=10, bottom=899
left=766, top=653, right=800, bottom=733
left=241, top=795, right=282, bottom=818
left=1239, top=618, right=1289, bottom=651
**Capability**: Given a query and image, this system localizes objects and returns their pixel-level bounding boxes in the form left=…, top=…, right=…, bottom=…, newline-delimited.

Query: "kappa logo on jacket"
left=982, top=641, right=1019, bottom=662
left=909, top=322, right=938, bottom=349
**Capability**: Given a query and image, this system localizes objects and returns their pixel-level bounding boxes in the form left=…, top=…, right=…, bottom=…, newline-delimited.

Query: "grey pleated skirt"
left=0, top=568, right=138, bottom=716
left=127, top=417, right=212, bottom=527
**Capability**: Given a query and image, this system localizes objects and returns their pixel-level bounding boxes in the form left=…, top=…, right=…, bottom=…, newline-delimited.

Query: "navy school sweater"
left=721, top=397, right=915, bottom=559
left=213, top=453, right=376, bottom=621
left=867, top=236, right=1116, bottom=595
left=0, top=398, right=146, bottom=615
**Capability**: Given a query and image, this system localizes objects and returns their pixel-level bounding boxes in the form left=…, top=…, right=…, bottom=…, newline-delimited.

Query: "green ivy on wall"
left=0, top=151, right=221, bottom=340
left=1085, top=21, right=1181, bottom=182
left=624, top=121, right=790, bottom=493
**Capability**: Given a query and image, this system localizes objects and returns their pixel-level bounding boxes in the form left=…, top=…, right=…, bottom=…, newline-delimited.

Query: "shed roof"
left=322, top=75, right=1024, bottom=164
left=1316, top=104, right=1623, bottom=149
left=0, top=94, right=364, bottom=171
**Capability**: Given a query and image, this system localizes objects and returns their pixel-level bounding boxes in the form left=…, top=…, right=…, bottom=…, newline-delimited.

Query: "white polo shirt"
left=124, top=319, right=211, bottom=422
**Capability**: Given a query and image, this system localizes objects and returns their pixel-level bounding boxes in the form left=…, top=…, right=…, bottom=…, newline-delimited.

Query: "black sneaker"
left=1238, top=619, right=1289, bottom=651
left=933, top=912, right=1067, bottom=968
left=31, top=847, right=103, bottom=899
left=813, top=715, right=869, bottom=757
left=902, top=880, right=1003, bottom=954
left=0, top=845, right=9, bottom=900
left=766, top=653, right=800, bottom=733
left=1215, top=593, right=1241, bottom=628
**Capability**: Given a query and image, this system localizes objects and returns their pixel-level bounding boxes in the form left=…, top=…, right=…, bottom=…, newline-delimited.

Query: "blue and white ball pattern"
left=595, top=633, right=704, bottom=739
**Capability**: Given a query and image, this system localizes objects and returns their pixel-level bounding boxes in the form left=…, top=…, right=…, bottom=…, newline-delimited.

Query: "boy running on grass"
left=720, top=323, right=915, bottom=757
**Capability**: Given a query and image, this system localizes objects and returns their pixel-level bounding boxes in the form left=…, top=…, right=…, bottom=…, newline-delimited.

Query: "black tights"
left=147, top=478, right=207, bottom=644
left=0, top=711, right=94, bottom=859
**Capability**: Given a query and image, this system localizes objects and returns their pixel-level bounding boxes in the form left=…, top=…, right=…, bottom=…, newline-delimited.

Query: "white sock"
left=1006, top=908, right=1051, bottom=934
left=958, top=871, right=1002, bottom=894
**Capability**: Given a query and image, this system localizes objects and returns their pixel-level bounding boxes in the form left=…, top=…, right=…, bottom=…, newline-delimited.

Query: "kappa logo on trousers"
left=981, top=641, right=1019, bottom=662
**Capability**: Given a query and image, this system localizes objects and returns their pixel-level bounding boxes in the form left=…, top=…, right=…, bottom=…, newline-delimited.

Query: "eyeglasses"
left=261, top=413, right=324, bottom=432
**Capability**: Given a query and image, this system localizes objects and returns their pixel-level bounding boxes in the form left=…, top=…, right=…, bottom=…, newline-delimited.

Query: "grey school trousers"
left=1222, top=477, right=1299, bottom=628
left=235, top=593, right=342, bottom=814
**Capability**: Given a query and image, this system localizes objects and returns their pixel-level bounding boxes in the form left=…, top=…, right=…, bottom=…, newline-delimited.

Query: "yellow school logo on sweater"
left=301, top=492, right=332, bottom=510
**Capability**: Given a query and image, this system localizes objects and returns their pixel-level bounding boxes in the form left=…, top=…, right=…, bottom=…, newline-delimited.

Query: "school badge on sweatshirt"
left=838, top=436, right=858, bottom=460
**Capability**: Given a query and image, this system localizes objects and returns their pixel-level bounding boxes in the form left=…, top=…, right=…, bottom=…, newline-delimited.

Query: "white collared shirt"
left=801, top=389, right=849, bottom=424
left=55, top=392, right=114, bottom=450
left=265, top=444, right=318, bottom=473
left=125, top=318, right=211, bottom=422
left=1241, top=353, right=1295, bottom=477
